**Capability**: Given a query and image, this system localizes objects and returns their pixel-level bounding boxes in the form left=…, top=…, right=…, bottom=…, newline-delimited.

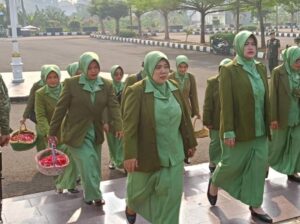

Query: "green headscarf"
left=175, top=55, right=189, bottom=90
left=144, top=51, right=171, bottom=98
left=282, top=46, right=300, bottom=126
left=67, top=62, right=80, bottom=77
left=110, top=65, right=124, bottom=94
left=78, top=52, right=103, bottom=93
left=43, top=64, right=62, bottom=100
left=233, top=30, right=260, bottom=77
left=282, top=46, right=300, bottom=77
left=38, top=65, right=47, bottom=86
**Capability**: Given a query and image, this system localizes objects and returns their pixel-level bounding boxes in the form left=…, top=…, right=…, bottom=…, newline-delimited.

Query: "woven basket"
left=193, top=118, right=209, bottom=138
left=10, top=124, right=37, bottom=151
left=35, top=145, right=69, bottom=176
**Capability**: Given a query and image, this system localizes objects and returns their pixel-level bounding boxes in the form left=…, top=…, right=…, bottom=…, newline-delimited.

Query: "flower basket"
left=35, top=144, right=69, bottom=176
left=193, top=118, right=209, bottom=138
left=10, top=124, right=37, bottom=151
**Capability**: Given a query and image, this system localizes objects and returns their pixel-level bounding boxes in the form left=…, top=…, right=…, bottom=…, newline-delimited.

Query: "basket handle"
left=19, top=123, right=27, bottom=133
left=193, top=117, right=204, bottom=130
left=49, top=143, right=57, bottom=166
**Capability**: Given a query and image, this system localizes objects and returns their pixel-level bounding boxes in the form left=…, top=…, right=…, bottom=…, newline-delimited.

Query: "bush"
left=239, top=25, right=257, bottom=32
left=210, top=32, right=235, bottom=46
left=118, top=30, right=137, bottom=38
left=69, top=20, right=81, bottom=32
left=210, top=32, right=236, bottom=55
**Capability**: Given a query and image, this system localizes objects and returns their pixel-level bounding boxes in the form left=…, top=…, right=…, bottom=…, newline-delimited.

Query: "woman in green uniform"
left=269, top=46, right=300, bottom=182
left=123, top=51, right=197, bottom=224
left=35, top=65, right=79, bottom=193
left=203, top=58, right=232, bottom=173
left=20, top=65, right=47, bottom=151
left=207, top=31, right=273, bottom=223
left=66, top=62, right=81, bottom=77
left=168, top=55, right=200, bottom=118
left=48, top=52, right=122, bottom=205
left=103, top=65, right=124, bottom=169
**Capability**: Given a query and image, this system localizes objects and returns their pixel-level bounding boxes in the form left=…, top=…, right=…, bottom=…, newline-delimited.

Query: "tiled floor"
left=1, top=163, right=299, bottom=224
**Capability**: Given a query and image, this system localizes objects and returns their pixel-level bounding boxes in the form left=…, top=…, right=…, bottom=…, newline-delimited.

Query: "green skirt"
left=209, top=130, right=222, bottom=165
left=269, top=125, right=300, bottom=174
left=126, top=162, right=184, bottom=224
left=212, top=136, right=268, bottom=207
left=105, top=132, right=124, bottom=168
left=68, top=127, right=102, bottom=202
left=55, top=144, right=79, bottom=190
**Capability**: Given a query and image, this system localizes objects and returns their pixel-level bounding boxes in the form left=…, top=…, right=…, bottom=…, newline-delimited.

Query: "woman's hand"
left=270, top=121, right=279, bottom=129
left=205, top=125, right=213, bottom=130
left=0, top=135, right=10, bottom=147
left=115, top=131, right=124, bottom=139
left=187, top=147, right=196, bottom=157
left=124, top=159, right=138, bottom=173
left=20, top=118, right=26, bottom=125
left=48, top=136, right=58, bottom=147
left=103, top=123, right=109, bottom=133
left=224, top=138, right=235, bottom=147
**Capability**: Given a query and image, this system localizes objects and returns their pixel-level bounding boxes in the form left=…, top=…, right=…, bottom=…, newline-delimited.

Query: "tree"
left=44, top=6, right=69, bottom=28
left=128, top=0, right=153, bottom=37
left=19, top=0, right=27, bottom=26
left=279, top=0, right=300, bottom=33
left=88, top=0, right=109, bottom=34
left=243, top=0, right=275, bottom=48
left=0, top=3, right=7, bottom=27
left=105, top=0, right=128, bottom=35
left=181, top=0, right=227, bottom=43
left=4, top=0, right=10, bottom=26
left=152, top=0, right=181, bottom=40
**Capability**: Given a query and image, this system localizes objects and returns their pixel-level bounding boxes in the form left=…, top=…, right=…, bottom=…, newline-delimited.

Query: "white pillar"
left=9, top=0, right=24, bottom=83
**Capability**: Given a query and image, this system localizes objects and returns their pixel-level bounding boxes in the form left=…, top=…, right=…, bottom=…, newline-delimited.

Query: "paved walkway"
left=1, top=163, right=300, bottom=224
left=2, top=71, right=300, bottom=223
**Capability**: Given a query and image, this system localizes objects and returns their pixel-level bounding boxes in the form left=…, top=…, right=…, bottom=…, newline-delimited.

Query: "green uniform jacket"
left=203, top=75, right=220, bottom=130
left=123, top=79, right=197, bottom=172
left=220, top=60, right=271, bottom=141
left=121, top=74, right=141, bottom=115
left=168, top=72, right=199, bottom=117
left=49, top=76, right=122, bottom=148
left=23, top=81, right=42, bottom=119
left=270, top=64, right=292, bottom=128
left=0, top=74, right=10, bottom=135
left=35, top=86, right=61, bottom=142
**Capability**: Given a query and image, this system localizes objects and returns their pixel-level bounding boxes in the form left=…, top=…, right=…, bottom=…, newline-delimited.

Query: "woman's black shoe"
left=209, top=165, right=216, bottom=173
left=249, top=206, right=273, bottom=223
left=265, top=169, right=269, bottom=179
left=125, top=206, right=136, bottom=224
left=94, top=199, right=105, bottom=206
left=68, top=188, right=79, bottom=194
left=207, top=178, right=217, bottom=206
left=287, top=174, right=300, bottom=183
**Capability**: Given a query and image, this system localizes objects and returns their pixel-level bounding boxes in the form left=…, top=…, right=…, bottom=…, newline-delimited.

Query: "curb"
left=90, top=34, right=266, bottom=59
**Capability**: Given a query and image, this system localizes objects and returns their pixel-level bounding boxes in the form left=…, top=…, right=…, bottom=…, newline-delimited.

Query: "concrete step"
left=1, top=163, right=299, bottom=224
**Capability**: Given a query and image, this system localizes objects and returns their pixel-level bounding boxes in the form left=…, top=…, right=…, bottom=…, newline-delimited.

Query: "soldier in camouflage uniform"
left=0, top=74, right=10, bottom=147
left=266, top=31, right=281, bottom=73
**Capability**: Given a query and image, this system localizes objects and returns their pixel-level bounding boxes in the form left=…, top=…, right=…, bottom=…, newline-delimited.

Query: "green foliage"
left=0, top=3, right=7, bottom=27
left=69, top=20, right=81, bottom=32
left=118, top=29, right=137, bottom=37
left=210, top=32, right=236, bottom=46
left=239, top=24, right=257, bottom=31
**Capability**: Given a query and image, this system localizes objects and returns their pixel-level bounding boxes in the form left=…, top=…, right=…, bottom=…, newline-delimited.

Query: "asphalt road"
left=1, top=35, right=230, bottom=198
